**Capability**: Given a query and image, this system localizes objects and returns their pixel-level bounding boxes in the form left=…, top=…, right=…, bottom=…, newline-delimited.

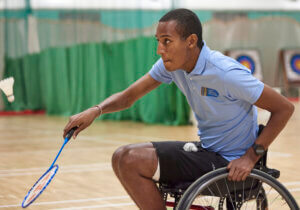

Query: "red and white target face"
left=23, top=165, right=58, bottom=207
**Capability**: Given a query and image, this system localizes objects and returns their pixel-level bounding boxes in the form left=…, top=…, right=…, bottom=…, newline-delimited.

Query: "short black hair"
left=159, top=8, right=203, bottom=49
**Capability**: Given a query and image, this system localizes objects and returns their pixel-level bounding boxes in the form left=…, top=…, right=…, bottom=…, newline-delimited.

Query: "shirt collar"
left=189, top=41, right=208, bottom=75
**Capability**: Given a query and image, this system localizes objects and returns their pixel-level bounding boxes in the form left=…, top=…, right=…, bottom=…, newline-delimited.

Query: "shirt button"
left=190, top=78, right=193, bottom=80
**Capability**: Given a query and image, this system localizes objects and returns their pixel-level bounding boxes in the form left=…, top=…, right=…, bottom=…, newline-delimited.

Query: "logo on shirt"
left=201, top=87, right=219, bottom=97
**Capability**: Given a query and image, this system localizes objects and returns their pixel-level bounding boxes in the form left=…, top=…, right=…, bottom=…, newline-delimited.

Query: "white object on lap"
left=183, top=143, right=198, bottom=152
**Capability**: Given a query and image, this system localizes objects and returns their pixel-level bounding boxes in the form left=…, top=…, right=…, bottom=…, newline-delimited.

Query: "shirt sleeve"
left=223, top=68, right=264, bottom=104
left=149, top=58, right=173, bottom=84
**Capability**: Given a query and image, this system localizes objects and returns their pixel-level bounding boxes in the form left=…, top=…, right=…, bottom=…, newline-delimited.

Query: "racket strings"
left=22, top=165, right=58, bottom=207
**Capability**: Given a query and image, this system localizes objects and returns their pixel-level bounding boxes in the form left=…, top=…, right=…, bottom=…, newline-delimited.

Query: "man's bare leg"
left=111, top=143, right=153, bottom=206
left=111, top=143, right=165, bottom=210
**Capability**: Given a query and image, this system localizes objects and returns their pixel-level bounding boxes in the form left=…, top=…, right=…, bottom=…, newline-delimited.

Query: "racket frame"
left=22, top=164, right=59, bottom=208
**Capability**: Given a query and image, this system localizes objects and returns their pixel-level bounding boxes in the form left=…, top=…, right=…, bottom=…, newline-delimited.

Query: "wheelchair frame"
left=158, top=152, right=299, bottom=210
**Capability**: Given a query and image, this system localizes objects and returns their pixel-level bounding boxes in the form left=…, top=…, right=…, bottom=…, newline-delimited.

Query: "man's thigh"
left=152, top=141, right=229, bottom=185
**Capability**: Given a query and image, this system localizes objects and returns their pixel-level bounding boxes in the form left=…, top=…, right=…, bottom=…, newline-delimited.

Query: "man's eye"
left=164, top=39, right=170, bottom=44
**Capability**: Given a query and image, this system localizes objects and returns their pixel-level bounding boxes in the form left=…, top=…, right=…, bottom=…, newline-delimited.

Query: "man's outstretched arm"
left=63, top=73, right=161, bottom=138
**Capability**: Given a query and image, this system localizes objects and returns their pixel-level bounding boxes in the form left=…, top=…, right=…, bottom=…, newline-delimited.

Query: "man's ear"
left=187, top=34, right=198, bottom=49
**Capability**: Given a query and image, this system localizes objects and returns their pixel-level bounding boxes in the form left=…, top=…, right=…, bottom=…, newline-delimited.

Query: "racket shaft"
left=49, top=127, right=77, bottom=168
left=49, top=142, right=67, bottom=168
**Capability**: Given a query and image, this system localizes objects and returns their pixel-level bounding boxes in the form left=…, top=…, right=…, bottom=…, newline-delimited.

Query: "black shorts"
left=152, top=141, right=229, bottom=185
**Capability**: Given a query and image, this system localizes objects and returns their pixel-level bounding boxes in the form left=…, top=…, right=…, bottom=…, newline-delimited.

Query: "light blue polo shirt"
left=149, top=42, right=264, bottom=161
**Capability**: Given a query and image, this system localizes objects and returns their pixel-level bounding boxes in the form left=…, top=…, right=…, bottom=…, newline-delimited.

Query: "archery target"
left=283, top=50, right=300, bottom=82
left=236, top=55, right=256, bottom=74
left=227, top=50, right=263, bottom=81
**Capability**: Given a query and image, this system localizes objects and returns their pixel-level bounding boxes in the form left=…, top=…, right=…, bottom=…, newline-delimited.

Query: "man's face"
left=155, top=20, right=190, bottom=71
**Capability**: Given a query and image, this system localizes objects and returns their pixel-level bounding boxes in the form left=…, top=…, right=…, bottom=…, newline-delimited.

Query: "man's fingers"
left=63, top=109, right=94, bottom=139
left=236, top=171, right=245, bottom=182
left=228, top=166, right=235, bottom=181
left=242, top=172, right=249, bottom=181
left=73, top=125, right=85, bottom=139
left=228, top=167, right=243, bottom=181
left=64, top=124, right=72, bottom=137
left=63, top=119, right=79, bottom=138
left=63, top=125, right=70, bottom=138
left=241, top=168, right=251, bottom=181
left=227, top=158, right=253, bottom=181
left=229, top=169, right=250, bottom=182
left=231, top=169, right=240, bottom=181
left=64, top=124, right=74, bottom=138
left=227, top=161, right=232, bottom=169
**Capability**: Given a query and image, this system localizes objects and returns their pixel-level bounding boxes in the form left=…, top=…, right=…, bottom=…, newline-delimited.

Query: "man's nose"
left=156, top=42, right=165, bottom=55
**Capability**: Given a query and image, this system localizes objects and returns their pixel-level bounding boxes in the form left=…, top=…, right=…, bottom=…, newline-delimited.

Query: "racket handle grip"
left=65, top=127, right=78, bottom=140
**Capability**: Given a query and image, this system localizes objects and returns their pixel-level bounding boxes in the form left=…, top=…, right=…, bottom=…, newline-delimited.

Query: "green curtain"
left=3, top=36, right=190, bottom=125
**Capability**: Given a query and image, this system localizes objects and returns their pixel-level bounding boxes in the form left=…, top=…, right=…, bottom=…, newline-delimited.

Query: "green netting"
left=1, top=8, right=300, bottom=124
left=2, top=37, right=190, bottom=125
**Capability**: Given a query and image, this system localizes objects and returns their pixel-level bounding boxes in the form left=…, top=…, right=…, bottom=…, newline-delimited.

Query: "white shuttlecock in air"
left=0, top=77, right=15, bottom=102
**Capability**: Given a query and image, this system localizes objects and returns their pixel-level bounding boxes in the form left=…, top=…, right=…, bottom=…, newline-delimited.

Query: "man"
left=63, top=9, right=294, bottom=210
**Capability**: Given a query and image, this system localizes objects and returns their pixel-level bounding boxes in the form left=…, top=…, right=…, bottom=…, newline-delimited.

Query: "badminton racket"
left=21, top=127, right=77, bottom=208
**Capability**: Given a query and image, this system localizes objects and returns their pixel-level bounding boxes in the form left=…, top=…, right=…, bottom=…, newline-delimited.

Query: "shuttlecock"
left=0, top=77, right=15, bottom=102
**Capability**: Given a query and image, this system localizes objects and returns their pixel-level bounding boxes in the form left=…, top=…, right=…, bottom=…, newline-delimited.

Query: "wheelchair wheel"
left=177, top=167, right=299, bottom=210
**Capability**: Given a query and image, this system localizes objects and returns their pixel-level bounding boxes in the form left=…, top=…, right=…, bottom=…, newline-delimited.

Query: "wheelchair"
left=158, top=151, right=299, bottom=210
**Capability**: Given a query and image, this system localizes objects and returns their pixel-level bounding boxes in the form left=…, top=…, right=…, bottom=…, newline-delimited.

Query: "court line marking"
left=0, top=168, right=111, bottom=177
left=283, top=182, right=300, bottom=186
left=0, top=163, right=110, bottom=173
left=0, top=196, right=130, bottom=208
left=51, top=202, right=135, bottom=209
left=0, top=136, right=128, bottom=145
left=0, top=124, right=170, bottom=142
left=0, top=163, right=112, bottom=177
left=0, top=146, right=118, bottom=156
left=0, top=130, right=167, bottom=144
left=268, top=151, right=292, bottom=158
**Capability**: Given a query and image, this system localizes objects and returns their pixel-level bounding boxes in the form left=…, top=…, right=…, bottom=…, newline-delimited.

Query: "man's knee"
left=111, top=145, right=127, bottom=171
left=112, top=143, right=158, bottom=177
left=112, top=144, right=145, bottom=170
left=120, top=147, right=141, bottom=169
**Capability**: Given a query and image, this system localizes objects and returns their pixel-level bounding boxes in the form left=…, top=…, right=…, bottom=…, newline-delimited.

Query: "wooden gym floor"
left=0, top=102, right=299, bottom=209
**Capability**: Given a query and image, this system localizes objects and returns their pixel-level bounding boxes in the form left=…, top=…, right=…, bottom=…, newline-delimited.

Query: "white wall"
left=30, top=0, right=172, bottom=10
left=29, top=0, right=300, bottom=11
left=0, top=0, right=25, bottom=9
left=1, top=0, right=299, bottom=11
left=181, top=0, right=300, bottom=11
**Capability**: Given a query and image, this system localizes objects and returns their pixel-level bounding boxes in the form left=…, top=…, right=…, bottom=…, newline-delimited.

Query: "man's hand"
left=63, top=107, right=99, bottom=139
left=227, top=151, right=259, bottom=181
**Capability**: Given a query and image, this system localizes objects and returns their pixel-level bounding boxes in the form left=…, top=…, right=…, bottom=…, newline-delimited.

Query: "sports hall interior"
left=0, top=0, right=300, bottom=209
